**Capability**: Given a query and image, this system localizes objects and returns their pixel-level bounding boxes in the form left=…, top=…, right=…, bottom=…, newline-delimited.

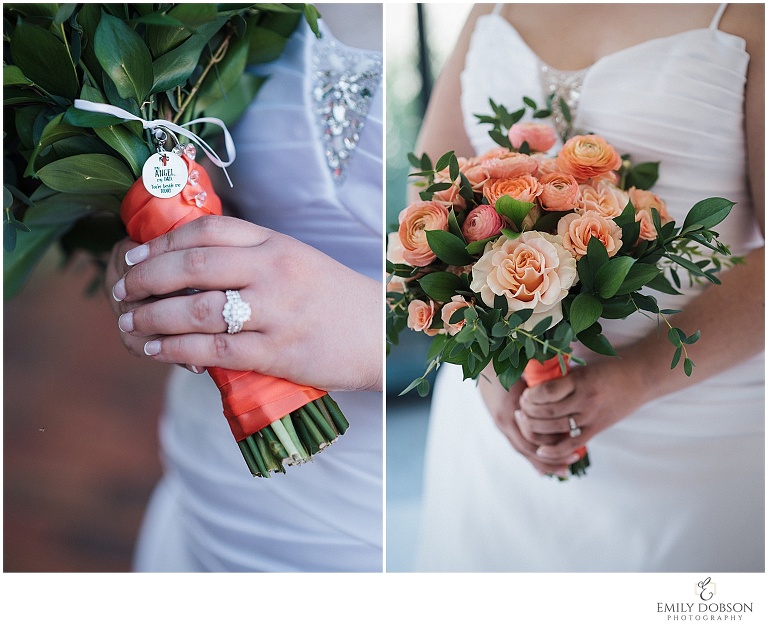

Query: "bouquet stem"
left=236, top=396, right=348, bottom=477
left=523, top=356, right=589, bottom=479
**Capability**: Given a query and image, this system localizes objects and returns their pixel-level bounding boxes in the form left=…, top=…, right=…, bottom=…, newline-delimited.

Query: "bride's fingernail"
left=185, top=364, right=204, bottom=374
left=118, top=311, right=134, bottom=333
left=125, top=244, right=149, bottom=266
left=144, top=340, right=161, bottom=356
left=566, top=453, right=582, bottom=464
left=112, top=278, right=127, bottom=302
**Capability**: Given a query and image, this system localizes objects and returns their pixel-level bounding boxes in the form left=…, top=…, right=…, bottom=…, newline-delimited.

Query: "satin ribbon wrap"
left=523, top=356, right=588, bottom=464
left=120, top=156, right=326, bottom=441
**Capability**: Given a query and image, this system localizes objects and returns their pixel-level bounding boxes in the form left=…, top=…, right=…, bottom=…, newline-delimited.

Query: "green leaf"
left=151, top=17, right=228, bottom=93
left=465, top=236, right=496, bottom=255
left=681, top=197, right=735, bottom=232
left=202, top=74, right=267, bottom=131
left=93, top=125, right=151, bottom=178
left=615, top=263, right=662, bottom=295
left=22, top=193, right=120, bottom=227
left=4, top=223, right=69, bottom=299
left=194, top=33, right=250, bottom=113
left=665, top=253, right=719, bottom=283
left=434, top=151, right=455, bottom=174
left=495, top=195, right=534, bottom=230
left=668, top=327, right=683, bottom=348
left=578, top=329, right=618, bottom=357
left=147, top=3, right=218, bottom=56
left=23, top=113, right=84, bottom=177
left=645, top=274, right=682, bottom=295
left=95, top=12, right=154, bottom=104
left=425, top=230, right=473, bottom=266
left=37, top=154, right=135, bottom=194
left=670, top=346, right=683, bottom=370
left=569, top=293, right=603, bottom=335
left=594, top=256, right=635, bottom=299
left=683, top=357, right=694, bottom=376
left=418, top=271, right=464, bottom=302
left=10, top=21, right=79, bottom=101
left=585, top=236, right=609, bottom=271
left=3, top=65, right=33, bottom=87
left=626, top=161, right=659, bottom=190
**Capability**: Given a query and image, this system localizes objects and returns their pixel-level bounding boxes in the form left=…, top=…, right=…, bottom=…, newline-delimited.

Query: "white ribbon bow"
left=74, top=99, right=237, bottom=187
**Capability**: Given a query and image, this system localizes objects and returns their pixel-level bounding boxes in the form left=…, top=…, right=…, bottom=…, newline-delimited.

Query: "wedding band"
left=222, top=289, right=251, bottom=334
left=568, top=416, right=582, bottom=438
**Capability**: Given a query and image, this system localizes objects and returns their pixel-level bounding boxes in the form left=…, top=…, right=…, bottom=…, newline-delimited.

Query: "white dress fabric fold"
left=417, top=10, right=764, bottom=572
left=134, top=21, right=383, bottom=572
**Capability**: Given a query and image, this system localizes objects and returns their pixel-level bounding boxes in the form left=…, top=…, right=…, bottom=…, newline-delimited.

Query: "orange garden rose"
left=556, top=134, right=622, bottom=182
left=629, top=188, right=672, bottom=241
left=470, top=232, right=577, bottom=331
left=441, top=295, right=470, bottom=336
left=461, top=204, right=504, bottom=242
left=557, top=211, right=623, bottom=259
left=407, top=299, right=439, bottom=335
left=539, top=172, right=580, bottom=211
left=398, top=200, right=449, bottom=266
left=507, top=122, right=557, bottom=153
left=483, top=174, right=543, bottom=205
left=578, top=180, right=629, bottom=219
left=482, top=152, right=539, bottom=179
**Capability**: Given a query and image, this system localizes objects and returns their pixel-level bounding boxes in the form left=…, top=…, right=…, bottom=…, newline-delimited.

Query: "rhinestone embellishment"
left=539, top=64, right=588, bottom=141
left=222, top=290, right=251, bottom=334
left=312, top=33, right=381, bottom=183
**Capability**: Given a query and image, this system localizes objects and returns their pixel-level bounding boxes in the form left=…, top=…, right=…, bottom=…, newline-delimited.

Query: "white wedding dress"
left=133, top=20, right=383, bottom=572
left=417, top=4, right=764, bottom=572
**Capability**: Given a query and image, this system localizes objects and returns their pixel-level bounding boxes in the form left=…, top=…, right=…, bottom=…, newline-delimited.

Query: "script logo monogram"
left=697, top=577, right=715, bottom=601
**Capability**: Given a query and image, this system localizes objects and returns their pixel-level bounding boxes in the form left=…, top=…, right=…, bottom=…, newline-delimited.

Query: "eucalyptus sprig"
left=4, top=2, right=321, bottom=299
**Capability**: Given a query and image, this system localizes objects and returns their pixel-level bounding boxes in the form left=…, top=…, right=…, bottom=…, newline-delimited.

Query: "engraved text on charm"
left=142, top=151, right=189, bottom=198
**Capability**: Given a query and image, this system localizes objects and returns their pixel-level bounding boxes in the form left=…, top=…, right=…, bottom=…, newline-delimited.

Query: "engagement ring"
left=222, top=289, right=251, bottom=334
left=568, top=416, right=582, bottom=438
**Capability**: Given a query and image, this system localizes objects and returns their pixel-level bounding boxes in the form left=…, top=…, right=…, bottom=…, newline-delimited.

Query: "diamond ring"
left=568, top=415, right=582, bottom=438
left=222, top=290, right=251, bottom=334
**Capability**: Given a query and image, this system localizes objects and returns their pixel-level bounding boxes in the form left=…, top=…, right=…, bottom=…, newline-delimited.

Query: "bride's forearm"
left=617, top=245, right=764, bottom=404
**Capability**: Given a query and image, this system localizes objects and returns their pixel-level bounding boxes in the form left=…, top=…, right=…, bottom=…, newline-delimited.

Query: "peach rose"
left=557, top=211, right=623, bottom=259
left=578, top=180, right=629, bottom=219
left=470, top=232, right=578, bottom=331
left=398, top=200, right=450, bottom=266
left=556, top=134, right=622, bottom=182
left=407, top=299, right=440, bottom=336
left=441, top=295, right=470, bottom=336
left=628, top=188, right=671, bottom=241
left=482, top=152, right=539, bottom=179
left=460, top=162, right=489, bottom=190
left=461, top=204, right=504, bottom=242
left=539, top=172, right=580, bottom=211
left=483, top=174, right=543, bottom=206
left=477, top=146, right=510, bottom=162
left=507, top=122, right=557, bottom=153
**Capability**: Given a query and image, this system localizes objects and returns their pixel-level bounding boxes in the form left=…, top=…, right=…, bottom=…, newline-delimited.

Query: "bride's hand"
left=516, top=359, right=648, bottom=467
left=109, top=215, right=382, bottom=392
left=478, top=369, right=579, bottom=476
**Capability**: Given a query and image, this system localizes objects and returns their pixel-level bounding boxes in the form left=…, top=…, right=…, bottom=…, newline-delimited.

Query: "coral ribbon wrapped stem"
left=120, top=153, right=343, bottom=476
left=523, top=356, right=590, bottom=478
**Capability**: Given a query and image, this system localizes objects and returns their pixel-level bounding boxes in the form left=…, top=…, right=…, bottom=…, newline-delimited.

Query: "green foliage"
left=3, top=3, right=316, bottom=298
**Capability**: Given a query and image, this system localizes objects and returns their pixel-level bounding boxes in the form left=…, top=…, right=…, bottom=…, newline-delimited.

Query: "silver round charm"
left=142, top=151, right=188, bottom=198
left=222, top=290, right=251, bottom=334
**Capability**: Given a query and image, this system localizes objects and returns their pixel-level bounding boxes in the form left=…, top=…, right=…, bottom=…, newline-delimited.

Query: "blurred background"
left=385, top=2, right=471, bottom=572
left=4, top=250, right=168, bottom=571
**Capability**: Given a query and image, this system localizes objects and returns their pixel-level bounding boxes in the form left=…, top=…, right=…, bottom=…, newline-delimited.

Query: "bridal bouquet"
left=4, top=3, right=350, bottom=477
left=386, top=97, right=738, bottom=477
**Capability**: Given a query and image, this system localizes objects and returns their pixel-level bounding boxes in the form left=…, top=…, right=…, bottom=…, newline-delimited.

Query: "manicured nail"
left=144, top=340, right=161, bottom=356
left=185, top=364, right=204, bottom=374
left=118, top=311, right=134, bottom=333
left=125, top=244, right=149, bottom=266
left=566, top=452, right=582, bottom=465
left=112, top=278, right=127, bottom=302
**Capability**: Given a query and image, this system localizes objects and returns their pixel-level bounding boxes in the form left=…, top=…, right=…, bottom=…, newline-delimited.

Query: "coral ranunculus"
left=470, top=232, right=577, bottom=331
left=482, top=152, right=539, bottom=179
left=507, top=122, right=557, bottom=153
left=539, top=172, right=580, bottom=211
left=461, top=204, right=504, bottom=242
left=483, top=174, right=543, bottom=205
left=557, top=210, right=623, bottom=259
left=556, top=134, right=622, bottom=182
left=398, top=200, right=449, bottom=266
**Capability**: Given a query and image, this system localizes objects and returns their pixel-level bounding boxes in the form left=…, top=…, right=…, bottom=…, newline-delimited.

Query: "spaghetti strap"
left=709, top=3, right=728, bottom=30
left=492, top=4, right=504, bottom=16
